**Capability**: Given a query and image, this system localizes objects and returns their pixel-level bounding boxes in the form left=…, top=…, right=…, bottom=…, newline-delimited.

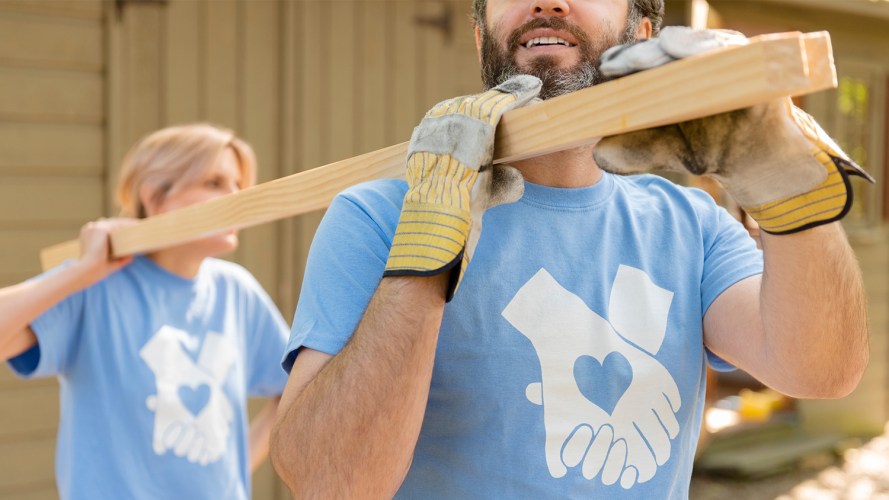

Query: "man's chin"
left=517, top=53, right=578, bottom=74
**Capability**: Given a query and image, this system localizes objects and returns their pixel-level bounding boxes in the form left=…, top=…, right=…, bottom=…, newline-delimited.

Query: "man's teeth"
left=525, top=37, right=574, bottom=48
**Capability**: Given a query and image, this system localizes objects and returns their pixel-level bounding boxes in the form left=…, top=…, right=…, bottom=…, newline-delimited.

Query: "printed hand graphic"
left=146, top=380, right=233, bottom=465
left=140, top=327, right=237, bottom=466
left=502, top=267, right=681, bottom=488
left=585, top=347, right=681, bottom=488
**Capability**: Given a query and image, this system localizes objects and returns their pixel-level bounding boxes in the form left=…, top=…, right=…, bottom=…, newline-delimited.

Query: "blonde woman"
left=0, top=124, right=288, bottom=499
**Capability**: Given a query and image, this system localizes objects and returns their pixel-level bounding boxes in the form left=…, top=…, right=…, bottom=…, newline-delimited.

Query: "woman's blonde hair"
left=116, top=123, right=257, bottom=218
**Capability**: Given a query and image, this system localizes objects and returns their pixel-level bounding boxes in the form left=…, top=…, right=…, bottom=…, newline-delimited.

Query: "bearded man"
left=270, top=1, right=870, bottom=498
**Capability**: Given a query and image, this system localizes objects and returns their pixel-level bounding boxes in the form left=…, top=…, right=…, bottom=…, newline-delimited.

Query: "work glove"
left=594, top=26, right=874, bottom=234
left=384, top=75, right=542, bottom=300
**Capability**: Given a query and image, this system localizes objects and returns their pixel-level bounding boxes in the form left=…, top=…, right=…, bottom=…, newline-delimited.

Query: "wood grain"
left=41, top=31, right=836, bottom=270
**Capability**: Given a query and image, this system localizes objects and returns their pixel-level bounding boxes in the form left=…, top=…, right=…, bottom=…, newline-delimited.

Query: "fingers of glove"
left=489, top=74, right=543, bottom=115
left=594, top=126, right=695, bottom=175
left=411, top=76, right=541, bottom=169
left=599, top=39, right=674, bottom=78
left=464, top=165, right=524, bottom=265
left=426, top=75, right=541, bottom=123
left=658, top=26, right=748, bottom=59
left=600, top=27, right=748, bottom=78
left=713, top=101, right=831, bottom=208
left=474, top=164, right=525, bottom=210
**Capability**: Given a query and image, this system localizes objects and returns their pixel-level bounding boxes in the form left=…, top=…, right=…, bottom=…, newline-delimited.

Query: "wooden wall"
left=0, top=0, right=480, bottom=498
left=0, top=1, right=105, bottom=497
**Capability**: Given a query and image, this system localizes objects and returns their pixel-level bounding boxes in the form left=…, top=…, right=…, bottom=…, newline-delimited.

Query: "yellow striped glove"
left=594, top=28, right=874, bottom=234
left=384, top=75, right=541, bottom=300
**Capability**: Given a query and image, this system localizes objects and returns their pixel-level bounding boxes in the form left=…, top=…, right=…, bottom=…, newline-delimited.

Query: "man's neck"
left=508, top=145, right=603, bottom=188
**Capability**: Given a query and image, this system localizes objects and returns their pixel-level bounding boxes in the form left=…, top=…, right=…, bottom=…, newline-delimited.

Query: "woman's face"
left=148, top=147, right=244, bottom=257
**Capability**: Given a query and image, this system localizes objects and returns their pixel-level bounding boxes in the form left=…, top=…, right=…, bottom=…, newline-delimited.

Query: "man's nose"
left=530, top=0, right=570, bottom=18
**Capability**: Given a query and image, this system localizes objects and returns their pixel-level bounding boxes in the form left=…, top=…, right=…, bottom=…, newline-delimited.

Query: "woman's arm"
left=248, top=396, right=280, bottom=472
left=0, top=219, right=135, bottom=361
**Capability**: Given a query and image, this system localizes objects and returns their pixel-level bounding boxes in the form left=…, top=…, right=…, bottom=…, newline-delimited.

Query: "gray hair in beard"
left=479, top=11, right=643, bottom=100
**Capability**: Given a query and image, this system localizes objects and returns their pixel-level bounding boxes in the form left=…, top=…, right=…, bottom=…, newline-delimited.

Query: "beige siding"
left=0, top=0, right=480, bottom=498
left=0, top=2, right=106, bottom=497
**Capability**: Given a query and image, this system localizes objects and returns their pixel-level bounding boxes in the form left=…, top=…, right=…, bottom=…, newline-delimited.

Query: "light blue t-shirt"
left=285, top=173, right=763, bottom=499
left=8, top=256, right=289, bottom=500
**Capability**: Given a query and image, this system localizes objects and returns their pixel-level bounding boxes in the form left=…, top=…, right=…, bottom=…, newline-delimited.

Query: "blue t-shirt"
left=285, top=173, right=763, bottom=499
left=8, top=256, right=289, bottom=500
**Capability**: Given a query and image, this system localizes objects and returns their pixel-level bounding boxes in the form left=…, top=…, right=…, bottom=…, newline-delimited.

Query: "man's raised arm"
left=270, top=275, right=448, bottom=497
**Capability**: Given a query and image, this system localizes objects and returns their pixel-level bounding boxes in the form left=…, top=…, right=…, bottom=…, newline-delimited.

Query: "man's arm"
left=270, top=274, right=448, bottom=497
left=704, top=222, right=868, bottom=398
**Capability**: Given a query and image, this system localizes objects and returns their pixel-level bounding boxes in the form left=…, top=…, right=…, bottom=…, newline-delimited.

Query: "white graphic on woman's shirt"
left=140, top=325, right=236, bottom=465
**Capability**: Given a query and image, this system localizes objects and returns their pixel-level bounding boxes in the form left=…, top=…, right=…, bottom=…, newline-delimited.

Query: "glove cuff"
left=385, top=201, right=470, bottom=276
left=741, top=151, right=854, bottom=234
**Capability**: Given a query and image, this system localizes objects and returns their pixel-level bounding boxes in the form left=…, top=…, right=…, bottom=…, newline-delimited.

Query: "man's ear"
left=475, top=25, right=483, bottom=63
left=636, top=17, right=653, bottom=40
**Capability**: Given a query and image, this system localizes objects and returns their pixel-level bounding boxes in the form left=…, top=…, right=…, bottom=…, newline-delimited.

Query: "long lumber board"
left=40, top=31, right=836, bottom=270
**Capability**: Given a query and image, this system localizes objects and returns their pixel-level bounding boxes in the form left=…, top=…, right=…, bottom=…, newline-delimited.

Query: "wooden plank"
left=40, top=32, right=834, bottom=268
left=802, top=31, right=837, bottom=92
left=0, top=177, right=103, bottom=227
left=493, top=32, right=818, bottom=163
left=0, top=123, right=102, bottom=175
left=0, top=12, right=102, bottom=71
left=0, top=68, right=102, bottom=125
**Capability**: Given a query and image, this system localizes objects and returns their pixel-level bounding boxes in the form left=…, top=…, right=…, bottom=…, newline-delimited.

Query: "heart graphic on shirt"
left=573, top=353, right=633, bottom=416
left=178, top=383, right=211, bottom=417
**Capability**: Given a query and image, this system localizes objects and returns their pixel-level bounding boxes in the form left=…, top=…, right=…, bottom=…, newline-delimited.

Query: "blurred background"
left=0, top=0, right=886, bottom=498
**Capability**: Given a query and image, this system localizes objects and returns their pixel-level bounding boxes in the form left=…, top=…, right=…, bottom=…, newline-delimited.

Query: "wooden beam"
left=41, top=31, right=835, bottom=270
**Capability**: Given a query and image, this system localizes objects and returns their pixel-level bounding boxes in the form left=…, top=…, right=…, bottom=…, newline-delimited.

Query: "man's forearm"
left=271, top=274, right=448, bottom=497
left=760, top=222, right=868, bottom=397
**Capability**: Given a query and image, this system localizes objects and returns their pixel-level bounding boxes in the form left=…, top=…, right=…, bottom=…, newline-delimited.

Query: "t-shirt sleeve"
left=243, top=276, right=292, bottom=397
left=6, top=262, right=86, bottom=378
left=282, top=181, right=402, bottom=373
left=694, top=191, right=764, bottom=371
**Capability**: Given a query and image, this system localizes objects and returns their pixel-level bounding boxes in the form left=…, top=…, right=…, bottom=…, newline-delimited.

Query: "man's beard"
left=480, top=16, right=640, bottom=100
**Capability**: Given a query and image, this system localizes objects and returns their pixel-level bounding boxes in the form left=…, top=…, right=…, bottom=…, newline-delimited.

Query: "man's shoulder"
left=337, top=178, right=408, bottom=208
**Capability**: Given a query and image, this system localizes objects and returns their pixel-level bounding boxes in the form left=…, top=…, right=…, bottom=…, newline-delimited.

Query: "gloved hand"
left=594, top=26, right=874, bottom=234
left=384, top=75, right=542, bottom=300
